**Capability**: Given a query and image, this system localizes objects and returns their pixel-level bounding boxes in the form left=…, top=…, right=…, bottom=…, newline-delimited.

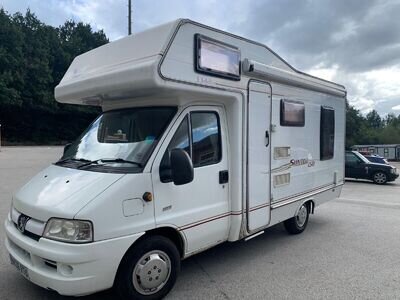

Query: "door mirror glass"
left=170, top=148, right=194, bottom=185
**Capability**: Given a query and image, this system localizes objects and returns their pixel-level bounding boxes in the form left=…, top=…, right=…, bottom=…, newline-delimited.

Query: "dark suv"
left=345, top=151, right=399, bottom=184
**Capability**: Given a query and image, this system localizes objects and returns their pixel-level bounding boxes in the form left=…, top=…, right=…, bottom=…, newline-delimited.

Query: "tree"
left=0, top=9, right=107, bottom=144
left=365, top=109, right=382, bottom=129
left=345, top=100, right=366, bottom=148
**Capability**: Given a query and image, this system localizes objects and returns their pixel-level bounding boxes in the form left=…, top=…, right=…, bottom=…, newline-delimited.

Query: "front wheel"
left=115, top=235, right=180, bottom=300
left=373, top=172, right=387, bottom=184
left=284, top=203, right=309, bottom=234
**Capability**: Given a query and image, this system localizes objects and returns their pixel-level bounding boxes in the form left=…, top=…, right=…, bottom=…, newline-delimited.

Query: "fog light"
left=59, top=264, right=73, bottom=276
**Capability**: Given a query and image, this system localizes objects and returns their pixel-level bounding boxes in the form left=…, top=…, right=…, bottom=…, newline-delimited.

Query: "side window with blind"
left=320, top=106, right=335, bottom=160
left=160, top=111, right=222, bottom=182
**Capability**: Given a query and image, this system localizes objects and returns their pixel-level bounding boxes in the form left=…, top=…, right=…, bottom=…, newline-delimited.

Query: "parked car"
left=345, top=151, right=399, bottom=184
left=364, top=155, right=389, bottom=165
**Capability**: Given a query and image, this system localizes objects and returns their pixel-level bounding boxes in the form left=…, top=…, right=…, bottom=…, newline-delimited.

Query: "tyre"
left=284, top=203, right=309, bottom=235
left=373, top=172, right=387, bottom=184
left=115, top=235, right=181, bottom=300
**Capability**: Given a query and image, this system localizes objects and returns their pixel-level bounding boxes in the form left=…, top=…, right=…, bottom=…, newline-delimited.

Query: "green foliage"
left=346, top=100, right=400, bottom=149
left=0, top=9, right=107, bottom=144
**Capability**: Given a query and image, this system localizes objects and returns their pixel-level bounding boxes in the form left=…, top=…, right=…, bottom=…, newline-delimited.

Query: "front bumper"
left=5, top=215, right=143, bottom=296
left=388, top=173, right=399, bottom=182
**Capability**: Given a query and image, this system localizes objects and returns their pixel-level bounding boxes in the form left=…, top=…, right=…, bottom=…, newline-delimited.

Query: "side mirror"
left=63, top=143, right=72, bottom=155
left=170, top=148, right=194, bottom=185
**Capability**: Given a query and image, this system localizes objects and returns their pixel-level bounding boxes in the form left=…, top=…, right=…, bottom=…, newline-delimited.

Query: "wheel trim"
left=295, top=205, right=308, bottom=227
left=374, top=173, right=386, bottom=184
left=132, top=250, right=171, bottom=295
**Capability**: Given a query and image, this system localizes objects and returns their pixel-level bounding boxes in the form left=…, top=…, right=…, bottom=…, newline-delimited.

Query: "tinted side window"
left=346, top=153, right=360, bottom=163
left=320, top=106, right=335, bottom=160
left=191, top=112, right=221, bottom=168
left=160, top=116, right=190, bottom=182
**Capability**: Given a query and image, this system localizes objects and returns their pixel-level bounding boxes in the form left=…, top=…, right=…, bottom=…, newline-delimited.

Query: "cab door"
left=151, top=106, right=229, bottom=254
left=247, top=81, right=272, bottom=233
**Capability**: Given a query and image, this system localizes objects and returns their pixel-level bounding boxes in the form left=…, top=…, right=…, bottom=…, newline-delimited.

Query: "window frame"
left=320, top=106, right=335, bottom=161
left=280, top=99, right=305, bottom=127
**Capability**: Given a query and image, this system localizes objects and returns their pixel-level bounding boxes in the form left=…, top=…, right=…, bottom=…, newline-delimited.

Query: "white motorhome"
left=5, top=19, right=346, bottom=299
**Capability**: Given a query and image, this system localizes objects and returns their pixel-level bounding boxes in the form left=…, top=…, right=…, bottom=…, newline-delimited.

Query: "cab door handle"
left=219, top=170, right=229, bottom=184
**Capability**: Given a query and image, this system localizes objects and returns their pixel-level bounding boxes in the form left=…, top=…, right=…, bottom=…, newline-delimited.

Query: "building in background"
left=351, top=144, right=400, bottom=161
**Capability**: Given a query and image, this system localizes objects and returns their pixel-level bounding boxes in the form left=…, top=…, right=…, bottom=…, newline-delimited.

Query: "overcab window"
left=320, top=106, right=335, bottom=160
left=195, top=34, right=241, bottom=80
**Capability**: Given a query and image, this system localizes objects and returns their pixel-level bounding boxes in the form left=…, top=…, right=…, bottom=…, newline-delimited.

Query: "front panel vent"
left=274, top=147, right=290, bottom=159
left=273, top=173, right=290, bottom=187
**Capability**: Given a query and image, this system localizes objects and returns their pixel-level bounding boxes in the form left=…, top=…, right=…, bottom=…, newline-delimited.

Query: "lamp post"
left=128, top=0, right=132, bottom=35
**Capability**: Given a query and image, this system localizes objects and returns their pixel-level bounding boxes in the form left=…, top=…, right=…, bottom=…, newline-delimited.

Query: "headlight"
left=391, top=168, right=397, bottom=174
left=43, top=218, right=93, bottom=243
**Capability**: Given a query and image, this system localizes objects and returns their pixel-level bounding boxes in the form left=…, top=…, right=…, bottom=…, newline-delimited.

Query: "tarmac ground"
left=1, top=147, right=400, bottom=299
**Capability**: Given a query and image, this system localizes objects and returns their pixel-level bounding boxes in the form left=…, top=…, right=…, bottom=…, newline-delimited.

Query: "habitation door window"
left=320, top=106, right=335, bottom=160
left=280, top=99, right=305, bottom=126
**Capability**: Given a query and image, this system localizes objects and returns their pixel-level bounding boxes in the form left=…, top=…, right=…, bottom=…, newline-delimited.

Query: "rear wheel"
left=115, top=235, right=180, bottom=300
left=373, top=172, right=387, bottom=184
left=284, top=203, right=309, bottom=234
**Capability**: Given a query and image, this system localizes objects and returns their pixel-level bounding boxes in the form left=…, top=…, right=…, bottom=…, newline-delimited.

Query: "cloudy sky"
left=2, top=0, right=400, bottom=115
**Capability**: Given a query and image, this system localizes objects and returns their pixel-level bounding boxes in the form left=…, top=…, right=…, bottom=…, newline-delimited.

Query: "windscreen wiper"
left=77, top=158, right=143, bottom=169
left=56, top=157, right=91, bottom=164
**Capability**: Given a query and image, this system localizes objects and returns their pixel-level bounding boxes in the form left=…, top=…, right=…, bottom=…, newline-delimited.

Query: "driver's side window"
left=160, top=116, right=190, bottom=182
left=160, top=111, right=222, bottom=182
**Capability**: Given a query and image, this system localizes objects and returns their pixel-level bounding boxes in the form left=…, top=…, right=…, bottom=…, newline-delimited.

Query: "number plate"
left=10, top=254, right=30, bottom=280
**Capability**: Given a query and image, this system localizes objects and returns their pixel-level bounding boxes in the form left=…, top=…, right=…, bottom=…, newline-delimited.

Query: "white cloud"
left=392, top=105, right=400, bottom=111
left=308, top=64, right=339, bottom=82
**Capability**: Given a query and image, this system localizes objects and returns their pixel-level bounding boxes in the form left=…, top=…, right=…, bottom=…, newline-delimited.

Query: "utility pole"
left=128, top=0, right=132, bottom=35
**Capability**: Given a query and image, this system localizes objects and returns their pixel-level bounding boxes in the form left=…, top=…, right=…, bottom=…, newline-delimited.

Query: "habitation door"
left=247, top=81, right=272, bottom=232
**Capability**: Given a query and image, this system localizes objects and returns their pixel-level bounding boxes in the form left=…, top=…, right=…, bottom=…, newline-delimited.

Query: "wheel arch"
left=143, top=226, right=186, bottom=258
left=298, top=199, right=315, bottom=215
left=114, top=226, right=185, bottom=287
left=121, top=226, right=186, bottom=260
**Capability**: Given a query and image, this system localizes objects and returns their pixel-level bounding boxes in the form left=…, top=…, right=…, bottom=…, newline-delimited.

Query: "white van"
left=5, top=19, right=346, bottom=299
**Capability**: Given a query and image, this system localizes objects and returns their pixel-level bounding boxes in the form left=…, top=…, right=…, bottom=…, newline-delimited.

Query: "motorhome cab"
left=5, top=19, right=346, bottom=299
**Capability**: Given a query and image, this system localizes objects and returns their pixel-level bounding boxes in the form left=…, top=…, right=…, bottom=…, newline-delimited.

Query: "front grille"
left=13, top=222, right=41, bottom=241
left=11, top=207, right=45, bottom=242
